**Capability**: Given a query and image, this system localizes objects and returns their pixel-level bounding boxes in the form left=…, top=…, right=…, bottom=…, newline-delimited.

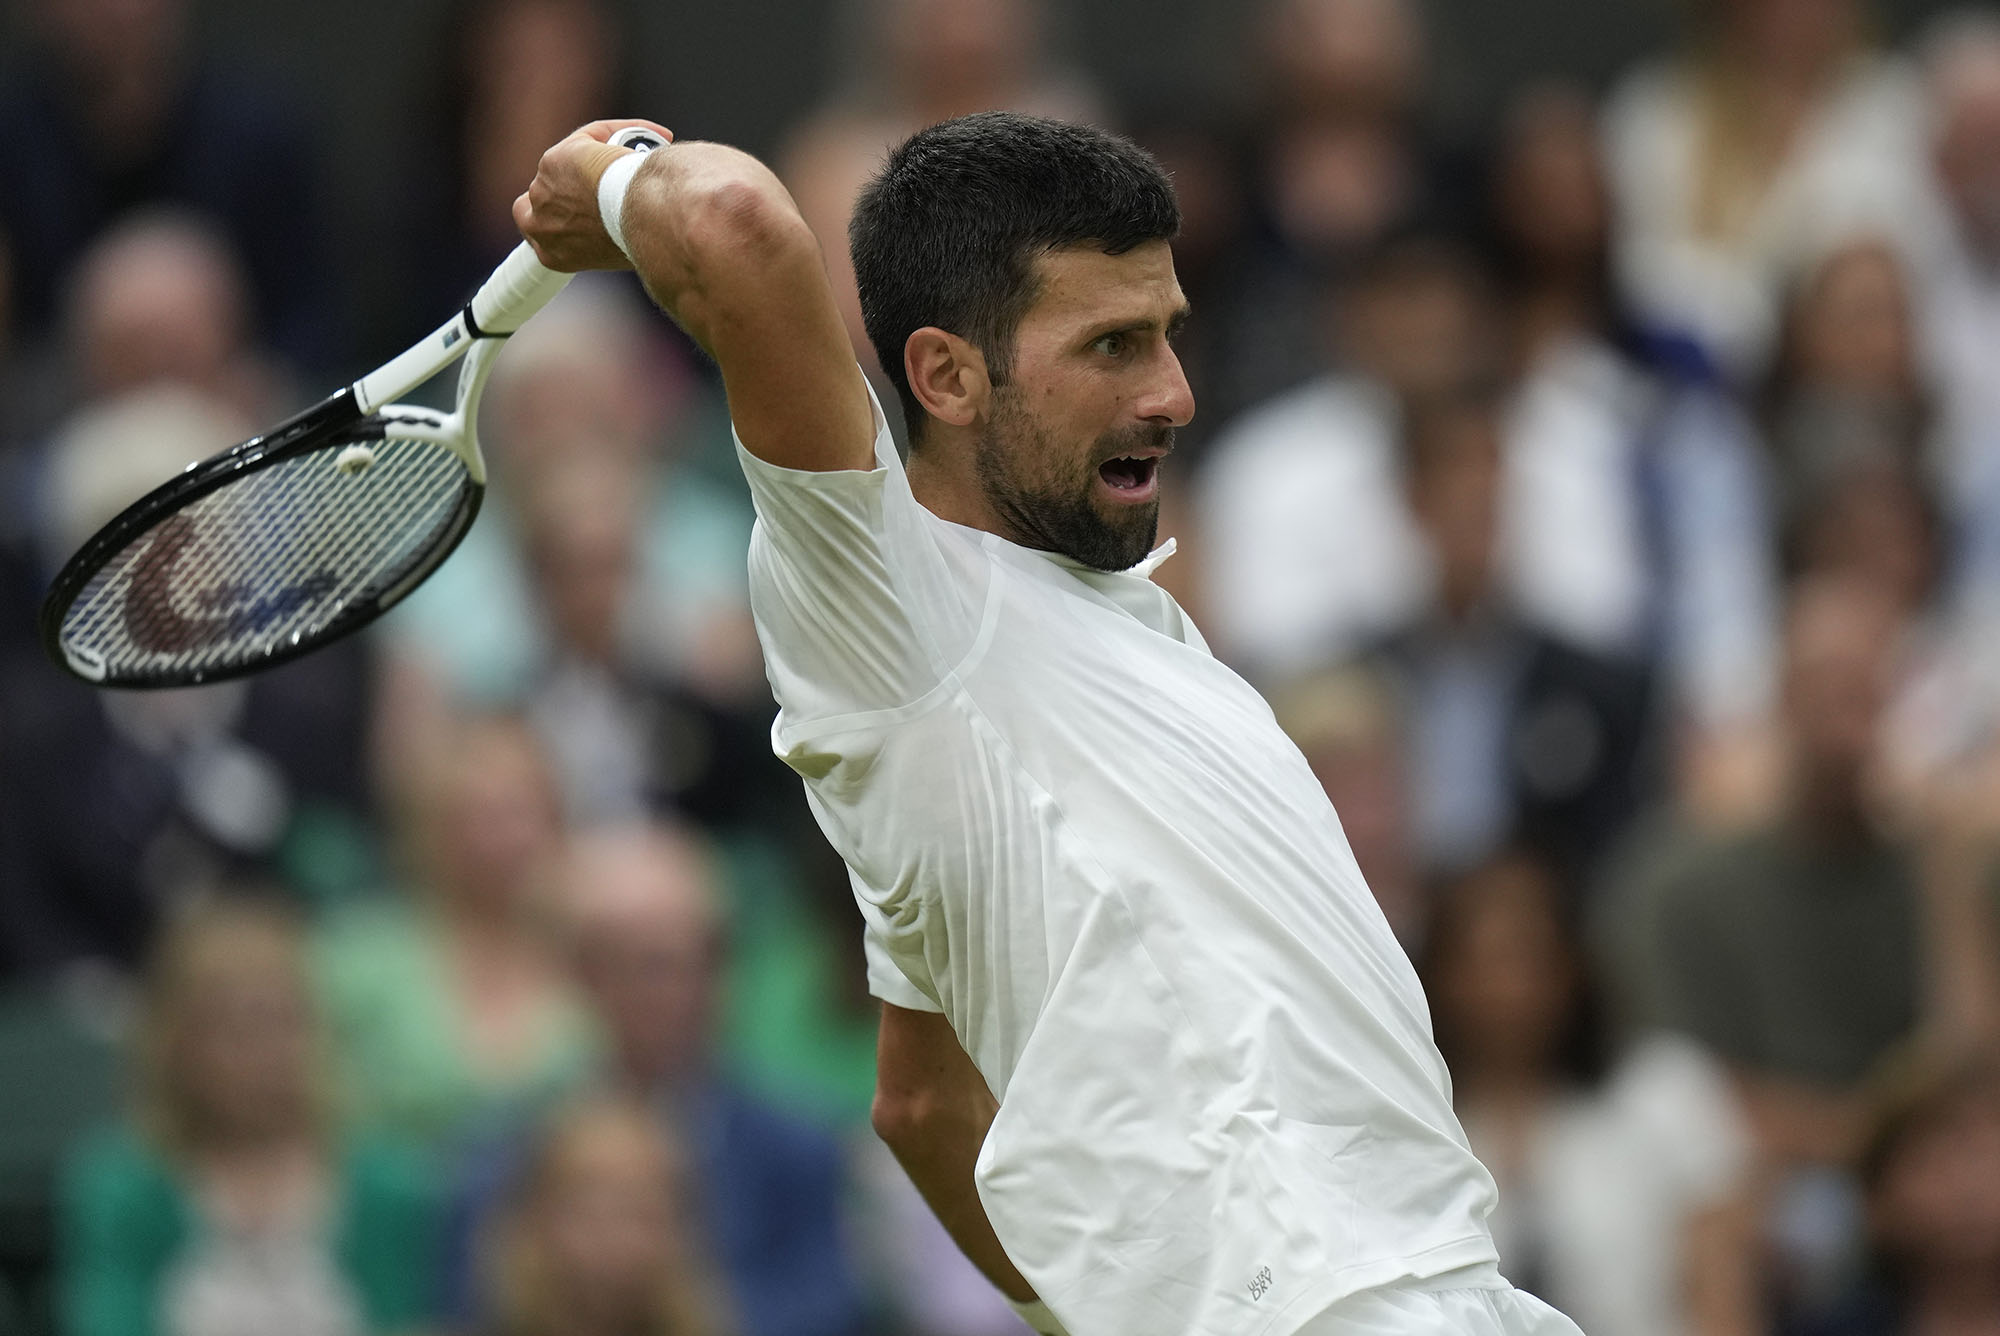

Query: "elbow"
left=871, top=1085, right=926, bottom=1151
left=680, top=168, right=818, bottom=273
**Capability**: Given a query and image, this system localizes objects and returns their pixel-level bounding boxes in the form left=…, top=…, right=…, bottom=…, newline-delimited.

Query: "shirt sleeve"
left=863, top=916, right=944, bottom=1013
left=736, top=377, right=987, bottom=727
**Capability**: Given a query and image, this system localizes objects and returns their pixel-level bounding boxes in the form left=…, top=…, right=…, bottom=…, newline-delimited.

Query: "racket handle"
left=466, top=128, right=665, bottom=334
left=467, top=242, right=575, bottom=335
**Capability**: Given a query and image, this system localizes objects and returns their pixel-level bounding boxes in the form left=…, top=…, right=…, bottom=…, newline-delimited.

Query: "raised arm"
left=513, top=120, right=875, bottom=473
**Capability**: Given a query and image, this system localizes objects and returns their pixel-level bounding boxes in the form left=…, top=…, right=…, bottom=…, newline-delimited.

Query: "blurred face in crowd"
left=1403, top=398, right=1504, bottom=620
left=564, top=827, right=723, bottom=1085
left=1779, top=575, right=1902, bottom=787
left=1262, top=0, right=1425, bottom=120
left=524, top=459, right=643, bottom=664
left=69, top=217, right=250, bottom=406
left=155, top=911, right=318, bottom=1150
left=1427, top=857, right=1579, bottom=1083
left=1870, top=1073, right=2000, bottom=1280
left=1708, top=0, right=1861, bottom=79
left=1932, top=30, right=2000, bottom=258
left=1338, top=246, right=1496, bottom=399
left=464, top=0, right=616, bottom=232
left=882, top=0, right=1036, bottom=113
left=512, top=1104, right=691, bottom=1332
left=973, top=241, right=1194, bottom=572
left=1786, top=241, right=1917, bottom=399
left=35, top=0, right=183, bottom=88
left=431, top=719, right=564, bottom=913
left=1494, top=85, right=1609, bottom=279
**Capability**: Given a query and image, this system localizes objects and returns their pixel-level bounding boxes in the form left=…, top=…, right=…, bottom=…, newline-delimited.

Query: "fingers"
left=573, top=117, right=676, bottom=146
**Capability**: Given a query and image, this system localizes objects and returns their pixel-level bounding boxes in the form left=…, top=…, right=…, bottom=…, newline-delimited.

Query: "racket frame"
left=42, top=270, right=525, bottom=686
left=40, top=127, right=663, bottom=689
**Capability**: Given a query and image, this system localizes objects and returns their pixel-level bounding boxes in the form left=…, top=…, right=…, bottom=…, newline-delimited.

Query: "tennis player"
left=514, top=111, right=1582, bottom=1336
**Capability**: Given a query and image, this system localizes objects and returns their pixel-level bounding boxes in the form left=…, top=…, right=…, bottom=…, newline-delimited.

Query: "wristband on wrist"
left=1007, top=1296, right=1071, bottom=1336
left=596, top=150, right=647, bottom=261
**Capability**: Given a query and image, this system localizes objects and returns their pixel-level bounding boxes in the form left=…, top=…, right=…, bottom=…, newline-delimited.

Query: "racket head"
left=39, top=389, right=484, bottom=688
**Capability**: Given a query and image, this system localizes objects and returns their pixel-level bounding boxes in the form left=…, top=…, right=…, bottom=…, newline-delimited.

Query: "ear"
left=903, top=327, right=992, bottom=432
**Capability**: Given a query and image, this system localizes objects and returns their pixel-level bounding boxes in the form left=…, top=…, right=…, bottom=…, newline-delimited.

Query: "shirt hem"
left=1261, top=1236, right=1503, bottom=1336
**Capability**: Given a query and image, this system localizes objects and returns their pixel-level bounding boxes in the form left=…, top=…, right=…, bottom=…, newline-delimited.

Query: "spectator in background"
left=778, top=0, right=1102, bottom=381
left=514, top=455, right=785, bottom=832
left=1760, top=238, right=1929, bottom=504
left=1482, top=82, right=1778, bottom=791
left=404, top=0, right=629, bottom=333
left=0, top=0, right=340, bottom=374
left=1599, top=572, right=2000, bottom=1319
left=0, top=385, right=378, bottom=978
left=58, top=897, right=437, bottom=1336
left=444, top=824, right=867, bottom=1336
left=1422, top=853, right=1759, bottom=1336
left=1606, top=576, right=1926, bottom=1164
left=1914, top=13, right=2000, bottom=564
left=1602, top=0, right=1933, bottom=381
left=1813, top=1052, right=2000, bottom=1336
left=1192, top=0, right=1452, bottom=423
left=315, top=715, right=596, bottom=1149
left=1197, top=230, right=1499, bottom=679
left=61, top=213, right=283, bottom=429
left=382, top=281, right=760, bottom=717
left=1763, top=239, right=2000, bottom=809
left=1360, top=385, right=1654, bottom=892
left=1268, top=665, right=1425, bottom=948
left=476, top=1097, right=725, bottom=1336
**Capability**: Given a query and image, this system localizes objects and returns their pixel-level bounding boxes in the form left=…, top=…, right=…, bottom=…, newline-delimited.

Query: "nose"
left=1141, top=344, right=1196, bottom=429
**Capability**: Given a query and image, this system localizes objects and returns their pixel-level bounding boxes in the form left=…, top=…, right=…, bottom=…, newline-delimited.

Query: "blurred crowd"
left=2, top=0, right=2000, bottom=1334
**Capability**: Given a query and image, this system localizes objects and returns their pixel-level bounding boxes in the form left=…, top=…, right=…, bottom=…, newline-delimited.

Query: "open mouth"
left=1098, top=455, right=1160, bottom=498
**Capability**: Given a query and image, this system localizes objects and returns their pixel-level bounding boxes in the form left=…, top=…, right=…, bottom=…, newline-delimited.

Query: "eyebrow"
left=1087, top=302, right=1195, bottom=342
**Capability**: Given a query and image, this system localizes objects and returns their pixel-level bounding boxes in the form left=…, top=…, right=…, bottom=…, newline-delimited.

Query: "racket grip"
left=467, top=243, right=576, bottom=336
left=468, top=130, right=662, bottom=334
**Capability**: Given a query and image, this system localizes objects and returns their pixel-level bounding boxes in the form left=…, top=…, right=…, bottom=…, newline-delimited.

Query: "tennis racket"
left=39, top=127, right=665, bottom=689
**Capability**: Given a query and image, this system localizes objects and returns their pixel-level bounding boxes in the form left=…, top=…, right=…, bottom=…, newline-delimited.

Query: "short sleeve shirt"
left=737, top=382, right=1498, bottom=1336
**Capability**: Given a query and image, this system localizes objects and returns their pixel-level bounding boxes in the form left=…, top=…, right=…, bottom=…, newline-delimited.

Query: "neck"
left=1788, top=767, right=1873, bottom=842
left=906, top=437, right=1003, bottom=536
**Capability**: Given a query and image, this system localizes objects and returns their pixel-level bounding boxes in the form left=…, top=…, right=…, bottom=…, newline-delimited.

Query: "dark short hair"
left=849, top=111, right=1180, bottom=444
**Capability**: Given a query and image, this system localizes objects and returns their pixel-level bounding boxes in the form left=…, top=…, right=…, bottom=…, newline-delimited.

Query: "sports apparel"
left=1289, top=1265, right=1579, bottom=1336
left=738, top=383, right=1500, bottom=1336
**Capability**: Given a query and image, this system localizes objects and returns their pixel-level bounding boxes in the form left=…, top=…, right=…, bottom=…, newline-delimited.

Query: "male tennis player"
left=514, top=112, right=1581, bottom=1336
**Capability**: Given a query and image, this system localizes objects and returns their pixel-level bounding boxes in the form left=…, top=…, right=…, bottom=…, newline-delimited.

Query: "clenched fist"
left=512, top=118, right=675, bottom=272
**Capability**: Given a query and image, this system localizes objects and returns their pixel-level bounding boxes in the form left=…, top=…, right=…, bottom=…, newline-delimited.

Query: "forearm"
left=875, top=1088, right=1034, bottom=1303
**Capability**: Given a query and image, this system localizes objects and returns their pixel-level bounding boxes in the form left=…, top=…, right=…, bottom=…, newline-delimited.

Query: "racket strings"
left=58, top=433, right=473, bottom=683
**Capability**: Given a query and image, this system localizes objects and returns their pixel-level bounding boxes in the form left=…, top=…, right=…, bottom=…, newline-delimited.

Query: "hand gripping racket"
left=39, top=128, right=664, bottom=688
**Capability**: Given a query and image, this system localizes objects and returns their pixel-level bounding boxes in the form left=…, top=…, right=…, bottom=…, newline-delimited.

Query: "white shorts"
left=1291, top=1266, right=1586, bottom=1336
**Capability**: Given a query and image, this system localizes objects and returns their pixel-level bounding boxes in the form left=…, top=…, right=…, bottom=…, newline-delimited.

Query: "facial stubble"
left=974, top=386, right=1167, bottom=572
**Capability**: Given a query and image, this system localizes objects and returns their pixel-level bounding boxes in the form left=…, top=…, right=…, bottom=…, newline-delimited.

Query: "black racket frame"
left=37, top=389, right=484, bottom=688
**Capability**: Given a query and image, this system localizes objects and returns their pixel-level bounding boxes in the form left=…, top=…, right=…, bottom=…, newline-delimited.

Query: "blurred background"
left=4, top=0, right=2000, bottom=1334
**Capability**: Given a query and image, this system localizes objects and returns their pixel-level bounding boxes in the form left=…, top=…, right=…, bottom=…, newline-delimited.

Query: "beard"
left=974, top=385, right=1169, bottom=572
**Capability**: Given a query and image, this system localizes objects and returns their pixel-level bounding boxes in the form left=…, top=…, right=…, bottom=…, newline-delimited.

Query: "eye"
left=1091, top=332, right=1129, bottom=358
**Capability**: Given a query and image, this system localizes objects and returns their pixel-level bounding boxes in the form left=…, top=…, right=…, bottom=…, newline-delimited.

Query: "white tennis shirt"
left=738, top=389, right=1498, bottom=1336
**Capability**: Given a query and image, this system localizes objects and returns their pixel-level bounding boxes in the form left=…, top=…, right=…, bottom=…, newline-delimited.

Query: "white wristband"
left=1007, top=1297, right=1071, bottom=1336
left=596, top=150, right=646, bottom=261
